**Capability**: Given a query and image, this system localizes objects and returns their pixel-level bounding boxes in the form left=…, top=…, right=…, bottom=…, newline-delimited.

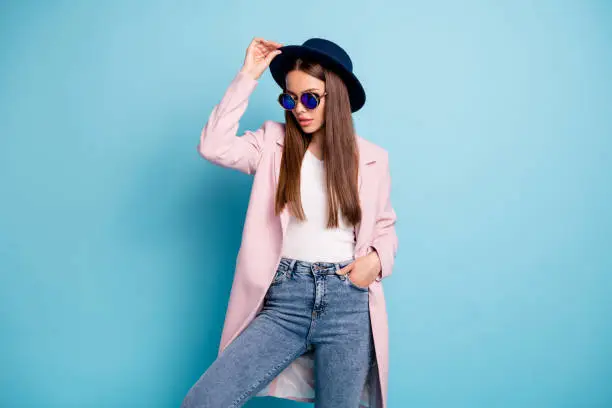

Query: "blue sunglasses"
left=278, top=91, right=328, bottom=110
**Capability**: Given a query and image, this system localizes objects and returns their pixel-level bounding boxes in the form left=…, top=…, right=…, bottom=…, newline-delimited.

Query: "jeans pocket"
left=346, top=272, right=370, bottom=292
left=270, top=261, right=290, bottom=286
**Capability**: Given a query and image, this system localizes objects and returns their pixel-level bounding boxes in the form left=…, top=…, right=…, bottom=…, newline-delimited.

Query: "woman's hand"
left=240, top=37, right=283, bottom=81
left=336, top=251, right=382, bottom=289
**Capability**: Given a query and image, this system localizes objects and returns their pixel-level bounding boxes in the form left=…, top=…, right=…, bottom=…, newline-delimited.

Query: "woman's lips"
left=299, top=119, right=313, bottom=125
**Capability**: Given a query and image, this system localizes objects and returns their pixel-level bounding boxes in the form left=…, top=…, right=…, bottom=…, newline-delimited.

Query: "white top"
left=280, top=149, right=356, bottom=263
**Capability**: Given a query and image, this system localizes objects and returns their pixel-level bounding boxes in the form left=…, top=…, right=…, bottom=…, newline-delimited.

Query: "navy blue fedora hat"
left=269, top=38, right=366, bottom=113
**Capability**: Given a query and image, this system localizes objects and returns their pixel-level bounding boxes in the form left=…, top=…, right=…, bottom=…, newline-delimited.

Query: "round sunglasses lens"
left=279, top=93, right=295, bottom=110
left=301, top=93, right=319, bottom=109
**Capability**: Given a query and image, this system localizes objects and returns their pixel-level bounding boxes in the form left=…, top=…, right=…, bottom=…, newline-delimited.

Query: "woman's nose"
left=294, top=101, right=307, bottom=113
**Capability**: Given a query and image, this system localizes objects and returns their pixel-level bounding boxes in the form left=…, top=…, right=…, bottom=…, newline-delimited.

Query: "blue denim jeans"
left=181, top=256, right=374, bottom=408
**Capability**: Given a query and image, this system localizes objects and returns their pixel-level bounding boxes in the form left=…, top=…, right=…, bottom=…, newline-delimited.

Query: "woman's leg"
left=311, top=268, right=374, bottom=408
left=180, top=311, right=307, bottom=408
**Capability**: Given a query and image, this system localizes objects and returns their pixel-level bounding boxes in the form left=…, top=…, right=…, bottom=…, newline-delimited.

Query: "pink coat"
left=198, top=70, right=398, bottom=408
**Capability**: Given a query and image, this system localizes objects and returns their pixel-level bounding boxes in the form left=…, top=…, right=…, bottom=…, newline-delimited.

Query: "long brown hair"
left=274, top=57, right=362, bottom=228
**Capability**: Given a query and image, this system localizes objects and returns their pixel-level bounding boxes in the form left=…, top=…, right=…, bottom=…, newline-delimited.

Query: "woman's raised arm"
left=197, top=38, right=283, bottom=175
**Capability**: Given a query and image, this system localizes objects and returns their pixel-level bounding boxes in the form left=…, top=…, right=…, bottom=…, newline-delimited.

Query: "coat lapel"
left=273, top=134, right=377, bottom=249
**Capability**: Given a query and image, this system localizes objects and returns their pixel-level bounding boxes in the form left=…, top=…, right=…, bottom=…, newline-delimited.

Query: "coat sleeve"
left=197, top=70, right=268, bottom=175
left=369, top=151, right=398, bottom=281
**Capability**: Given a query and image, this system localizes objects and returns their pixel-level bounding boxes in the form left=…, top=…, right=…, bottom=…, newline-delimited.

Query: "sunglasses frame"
left=278, top=91, right=328, bottom=111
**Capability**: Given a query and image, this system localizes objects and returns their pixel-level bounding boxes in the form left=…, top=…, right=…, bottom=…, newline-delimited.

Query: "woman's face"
left=285, top=70, right=326, bottom=134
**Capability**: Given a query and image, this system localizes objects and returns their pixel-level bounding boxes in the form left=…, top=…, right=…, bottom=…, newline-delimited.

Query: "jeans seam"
left=229, top=345, right=306, bottom=408
left=271, top=263, right=290, bottom=285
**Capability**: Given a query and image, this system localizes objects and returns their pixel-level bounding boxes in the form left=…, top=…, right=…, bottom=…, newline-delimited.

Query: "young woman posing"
left=181, top=37, right=398, bottom=408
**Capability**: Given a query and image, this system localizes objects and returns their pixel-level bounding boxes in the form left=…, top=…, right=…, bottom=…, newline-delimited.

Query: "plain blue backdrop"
left=1, top=1, right=611, bottom=407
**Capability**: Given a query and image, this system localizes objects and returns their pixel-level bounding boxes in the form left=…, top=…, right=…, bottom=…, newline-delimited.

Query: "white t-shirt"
left=280, top=149, right=356, bottom=263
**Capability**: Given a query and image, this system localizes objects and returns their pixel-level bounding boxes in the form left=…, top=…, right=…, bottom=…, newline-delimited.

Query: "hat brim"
left=269, top=45, right=366, bottom=113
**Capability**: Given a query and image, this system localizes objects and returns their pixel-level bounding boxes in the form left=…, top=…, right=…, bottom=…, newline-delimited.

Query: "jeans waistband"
left=279, top=256, right=355, bottom=275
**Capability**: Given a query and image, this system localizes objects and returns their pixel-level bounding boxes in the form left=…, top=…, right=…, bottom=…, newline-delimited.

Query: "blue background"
left=1, top=1, right=611, bottom=407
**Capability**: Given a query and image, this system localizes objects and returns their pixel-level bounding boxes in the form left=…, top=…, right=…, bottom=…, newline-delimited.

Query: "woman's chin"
left=300, top=123, right=320, bottom=133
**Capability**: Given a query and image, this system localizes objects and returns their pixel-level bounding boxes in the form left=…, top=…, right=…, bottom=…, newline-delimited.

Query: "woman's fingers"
left=336, top=262, right=354, bottom=275
left=242, top=38, right=283, bottom=80
left=255, top=40, right=280, bottom=56
left=262, top=39, right=283, bottom=49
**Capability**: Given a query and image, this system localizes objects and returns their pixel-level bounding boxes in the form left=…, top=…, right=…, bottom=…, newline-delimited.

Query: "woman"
left=181, top=37, right=398, bottom=408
